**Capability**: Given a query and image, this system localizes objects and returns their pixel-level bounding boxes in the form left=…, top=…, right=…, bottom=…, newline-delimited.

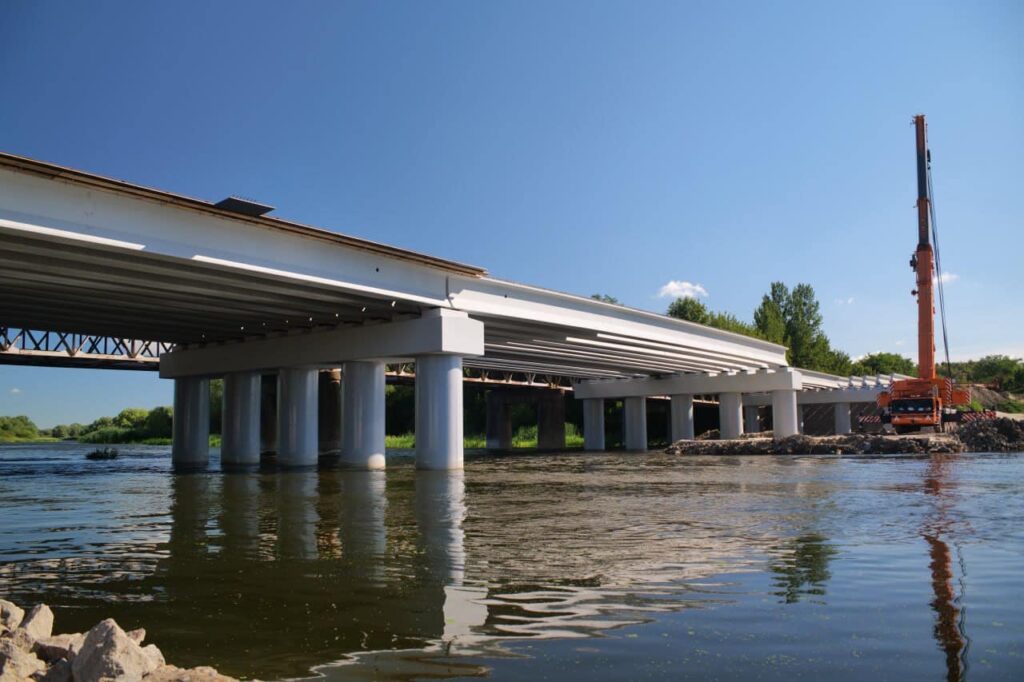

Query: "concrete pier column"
left=415, top=354, right=464, bottom=470
left=277, top=367, right=319, bottom=467
left=485, top=391, right=512, bottom=450
left=221, top=371, right=261, bottom=466
left=744, top=405, right=760, bottom=435
left=719, top=392, right=743, bottom=439
left=172, top=376, right=210, bottom=469
left=260, top=373, right=277, bottom=455
left=341, top=361, right=386, bottom=470
left=318, top=369, right=343, bottom=455
left=669, top=395, right=695, bottom=441
left=583, top=398, right=605, bottom=451
left=537, top=392, right=566, bottom=450
left=771, top=389, right=800, bottom=439
left=834, top=402, right=852, bottom=435
left=623, top=396, right=647, bottom=451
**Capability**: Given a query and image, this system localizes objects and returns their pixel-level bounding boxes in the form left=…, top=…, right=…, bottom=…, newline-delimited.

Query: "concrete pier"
left=834, top=402, right=852, bottom=435
left=260, top=373, right=277, bottom=455
left=719, top=392, right=743, bottom=440
left=583, top=398, right=605, bottom=451
left=277, top=367, right=319, bottom=467
left=485, top=391, right=512, bottom=450
left=221, top=371, right=261, bottom=466
left=623, top=396, right=647, bottom=451
left=743, top=405, right=760, bottom=435
left=772, top=389, right=800, bottom=438
left=669, top=395, right=695, bottom=442
left=415, top=355, right=464, bottom=470
left=318, top=369, right=343, bottom=455
left=341, top=361, right=386, bottom=470
left=537, top=392, right=566, bottom=450
left=172, top=376, right=210, bottom=468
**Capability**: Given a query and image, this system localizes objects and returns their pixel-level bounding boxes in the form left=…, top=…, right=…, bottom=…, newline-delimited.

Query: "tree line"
left=591, top=283, right=1024, bottom=407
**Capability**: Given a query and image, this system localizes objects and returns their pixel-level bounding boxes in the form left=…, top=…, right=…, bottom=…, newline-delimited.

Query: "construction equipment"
left=879, top=115, right=971, bottom=433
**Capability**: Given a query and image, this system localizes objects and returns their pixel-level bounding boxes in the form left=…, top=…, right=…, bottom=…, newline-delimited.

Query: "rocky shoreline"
left=665, top=417, right=1024, bottom=456
left=0, top=599, right=235, bottom=682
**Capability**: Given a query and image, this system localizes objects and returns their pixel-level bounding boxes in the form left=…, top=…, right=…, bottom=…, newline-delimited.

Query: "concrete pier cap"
left=574, top=367, right=804, bottom=441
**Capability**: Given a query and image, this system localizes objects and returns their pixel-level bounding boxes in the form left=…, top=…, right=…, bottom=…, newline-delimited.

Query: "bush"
left=0, top=415, right=40, bottom=441
left=79, top=426, right=134, bottom=444
left=997, top=399, right=1024, bottom=414
left=145, top=406, right=173, bottom=438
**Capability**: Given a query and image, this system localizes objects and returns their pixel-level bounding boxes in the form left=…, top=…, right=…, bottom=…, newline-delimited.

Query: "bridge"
left=0, top=152, right=890, bottom=470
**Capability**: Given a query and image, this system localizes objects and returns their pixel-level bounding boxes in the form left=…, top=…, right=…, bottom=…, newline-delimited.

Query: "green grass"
left=77, top=430, right=220, bottom=447
left=0, top=435, right=61, bottom=444
left=385, top=423, right=584, bottom=449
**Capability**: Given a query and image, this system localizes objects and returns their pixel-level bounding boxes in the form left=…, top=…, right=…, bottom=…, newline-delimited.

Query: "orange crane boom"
left=879, top=115, right=970, bottom=433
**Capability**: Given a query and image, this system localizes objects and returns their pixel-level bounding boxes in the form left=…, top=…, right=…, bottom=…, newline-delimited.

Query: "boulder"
left=143, top=665, right=237, bottom=681
left=127, top=628, right=146, bottom=644
left=0, top=638, right=46, bottom=680
left=36, top=658, right=72, bottom=682
left=0, top=601, right=23, bottom=631
left=18, top=605, right=54, bottom=641
left=72, top=619, right=162, bottom=681
left=8, top=627, right=35, bottom=652
left=33, top=633, right=84, bottom=663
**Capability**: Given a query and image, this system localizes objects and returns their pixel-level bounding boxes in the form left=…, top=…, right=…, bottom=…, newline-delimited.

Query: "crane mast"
left=914, top=115, right=936, bottom=381
left=878, top=115, right=970, bottom=433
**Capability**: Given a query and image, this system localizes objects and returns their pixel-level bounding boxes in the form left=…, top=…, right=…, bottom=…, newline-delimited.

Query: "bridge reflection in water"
left=0, top=447, right=1003, bottom=681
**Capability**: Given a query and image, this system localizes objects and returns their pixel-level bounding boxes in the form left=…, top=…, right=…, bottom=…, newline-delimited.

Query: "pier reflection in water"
left=0, top=445, right=1022, bottom=680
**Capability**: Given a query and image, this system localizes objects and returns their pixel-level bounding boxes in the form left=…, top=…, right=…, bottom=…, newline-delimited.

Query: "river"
left=1, top=443, right=1021, bottom=680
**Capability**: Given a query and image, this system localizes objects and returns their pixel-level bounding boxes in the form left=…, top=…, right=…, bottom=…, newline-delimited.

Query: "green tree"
left=114, top=407, right=150, bottom=431
left=0, top=415, right=40, bottom=441
left=753, top=282, right=789, bottom=344
left=590, top=293, right=620, bottom=304
left=145, top=406, right=174, bottom=438
left=850, top=352, right=917, bottom=377
left=667, top=297, right=710, bottom=324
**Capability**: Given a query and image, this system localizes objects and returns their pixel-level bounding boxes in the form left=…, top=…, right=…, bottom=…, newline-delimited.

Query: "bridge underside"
left=0, top=151, right=894, bottom=470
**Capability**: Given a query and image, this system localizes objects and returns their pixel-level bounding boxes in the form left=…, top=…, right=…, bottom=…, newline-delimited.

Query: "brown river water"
left=1, top=443, right=1022, bottom=680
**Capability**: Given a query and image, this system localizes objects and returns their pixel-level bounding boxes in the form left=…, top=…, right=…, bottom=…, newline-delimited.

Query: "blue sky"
left=1, top=1, right=1021, bottom=427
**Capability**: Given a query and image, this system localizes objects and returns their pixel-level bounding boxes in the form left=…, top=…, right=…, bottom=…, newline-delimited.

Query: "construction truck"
left=878, top=115, right=971, bottom=433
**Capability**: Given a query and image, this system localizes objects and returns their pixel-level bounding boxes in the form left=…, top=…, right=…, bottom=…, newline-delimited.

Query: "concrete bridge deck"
left=0, top=152, right=894, bottom=469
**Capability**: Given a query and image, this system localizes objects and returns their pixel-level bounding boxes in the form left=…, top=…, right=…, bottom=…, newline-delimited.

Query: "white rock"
left=18, top=605, right=54, bottom=641
left=72, top=618, right=162, bottom=681
left=127, top=628, right=146, bottom=644
left=143, top=664, right=238, bottom=681
left=33, top=633, right=84, bottom=663
left=0, top=601, right=23, bottom=630
left=0, top=638, right=45, bottom=680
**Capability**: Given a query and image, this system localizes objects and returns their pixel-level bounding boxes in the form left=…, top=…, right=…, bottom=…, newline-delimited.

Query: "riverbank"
left=0, top=599, right=234, bottom=681
left=666, top=417, right=1024, bottom=456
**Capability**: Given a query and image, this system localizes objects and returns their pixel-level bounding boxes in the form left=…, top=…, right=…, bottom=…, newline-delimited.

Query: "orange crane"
left=879, top=115, right=970, bottom=433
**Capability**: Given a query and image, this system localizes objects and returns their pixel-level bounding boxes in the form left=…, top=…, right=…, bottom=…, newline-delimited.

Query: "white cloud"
left=9, top=388, right=21, bottom=395
left=894, top=339, right=906, bottom=347
left=934, top=272, right=959, bottom=284
left=835, top=296, right=855, bottom=305
left=657, top=280, right=708, bottom=300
